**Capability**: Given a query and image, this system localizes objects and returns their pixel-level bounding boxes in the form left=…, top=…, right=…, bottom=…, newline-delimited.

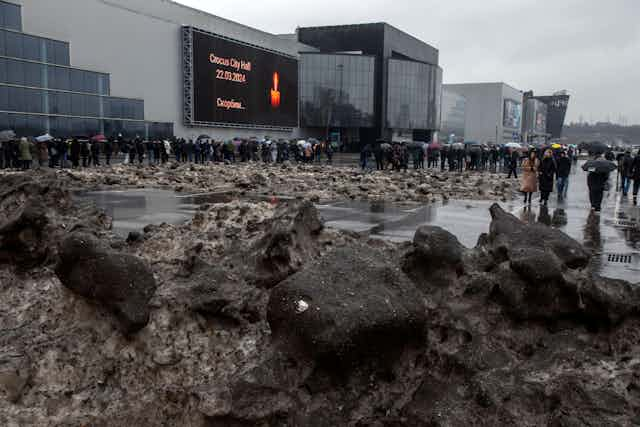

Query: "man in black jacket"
left=631, top=151, right=640, bottom=205
left=620, top=151, right=634, bottom=196
left=582, top=153, right=617, bottom=212
left=556, top=150, right=572, bottom=201
left=507, top=148, right=519, bottom=179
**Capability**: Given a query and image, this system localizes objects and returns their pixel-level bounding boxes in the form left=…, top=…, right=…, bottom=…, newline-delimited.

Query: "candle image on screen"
left=270, top=72, right=281, bottom=108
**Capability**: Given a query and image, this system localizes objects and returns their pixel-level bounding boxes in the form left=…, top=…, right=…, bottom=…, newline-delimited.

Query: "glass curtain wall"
left=386, top=59, right=442, bottom=131
left=300, top=53, right=375, bottom=128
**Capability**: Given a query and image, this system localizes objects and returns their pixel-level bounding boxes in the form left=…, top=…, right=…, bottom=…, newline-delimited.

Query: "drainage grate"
left=607, top=253, right=633, bottom=264
left=604, top=218, right=639, bottom=229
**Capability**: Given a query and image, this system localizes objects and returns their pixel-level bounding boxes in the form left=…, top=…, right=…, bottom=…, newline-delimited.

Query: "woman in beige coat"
left=521, top=150, right=539, bottom=204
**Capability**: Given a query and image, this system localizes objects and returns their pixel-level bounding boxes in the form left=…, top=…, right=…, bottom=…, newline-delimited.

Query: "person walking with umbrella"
left=582, top=153, right=617, bottom=212
left=520, top=150, right=539, bottom=205
left=539, top=149, right=557, bottom=206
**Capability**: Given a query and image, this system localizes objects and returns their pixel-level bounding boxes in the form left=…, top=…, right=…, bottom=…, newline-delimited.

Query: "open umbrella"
left=551, top=143, right=562, bottom=149
left=91, top=134, right=106, bottom=142
left=408, top=141, right=424, bottom=149
left=197, top=134, right=211, bottom=141
left=428, top=142, right=442, bottom=150
left=582, top=158, right=617, bottom=175
left=505, top=142, right=522, bottom=149
left=452, top=142, right=464, bottom=149
left=36, top=133, right=54, bottom=142
left=0, top=130, right=16, bottom=142
left=464, top=141, right=481, bottom=146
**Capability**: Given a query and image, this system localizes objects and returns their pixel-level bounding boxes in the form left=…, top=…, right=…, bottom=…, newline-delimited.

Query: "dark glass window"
left=69, top=68, right=84, bottom=92
left=24, top=88, right=43, bottom=113
left=84, top=71, right=98, bottom=94
left=386, top=59, right=441, bottom=130
left=24, top=61, right=43, bottom=87
left=25, top=114, right=45, bottom=136
left=45, top=39, right=57, bottom=64
left=70, top=117, right=85, bottom=136
left=299, top=53, right=375, bottom=128
left=7, top=86, right=23, bottom=111
left=85, top=118, right=100, bottom=136
left=50, top=115, right=71, bottom=137
left=98, top=74, right=110, bottom=96
left=54, top=42, right=69, bottom=66
left=0, top=84, right=7, bottom=110
left=0, top=58, right=6, bottom=83
left=49, top=91, right=71, bottom=115
left=8, top=113, right=26, bottom=135
left=70, top=93, right=85, bottom=116
left=5, top=30, right=21, bottom=58
left=1, top=2, right=22, bottom=31
left=0, top=112, right=8, bottom=130
left=0, top=30, right=5, bottom=56
left=22, top=34, right=40, bottom=61
left=45, top=39, right=69, bottom=65
left=54, top=66, right=69, bottom=91
left=85, top=95, right=99, bottom=117
left=6, top=57, right=22, bottom=85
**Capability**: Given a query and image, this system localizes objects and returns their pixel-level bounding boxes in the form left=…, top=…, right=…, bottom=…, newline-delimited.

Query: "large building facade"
left=524, top=90, right=570, bottom=140
left=8, top=0, right=302, bottom=140
left=297, top=24, right=442, bottom=149
left=444, top=82, right=523, bottom=145
left=0, top=0, right=174, bottom=139
left=440, top=88, right=466, bottom=142
left=4, top=1, right=443, bottom=147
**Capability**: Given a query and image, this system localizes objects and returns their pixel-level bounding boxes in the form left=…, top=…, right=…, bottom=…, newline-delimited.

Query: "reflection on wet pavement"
left=75, top=188, right=231, bottom=238
left=77, top=161, right=640, bottom=283
left=318, top=161, right=640, bottom=283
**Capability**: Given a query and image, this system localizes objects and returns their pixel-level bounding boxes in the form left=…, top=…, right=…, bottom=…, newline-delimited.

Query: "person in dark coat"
left=360, top=143, right=372, bottom=170
left=91, top=140, right=101, bottom=166
left=582, top=153, right=617, bottom=212
left=507, top=148, right=519, bottom=179
left=80, top=140, right=90, bottom=167
left=620, top=151, right=634, bottom=196
left=538, top=149, right=557, bottom=206
left=129, top=140, right=137, bottom=165
left=136, top=138, right=145, bottom=165
left=556, top=150, right=572, bottom=201
left=104, top=137, right=113, bottom=165
left=70, top=139, right=81, bottom=168
left=631, top=152, right=640, bottom=205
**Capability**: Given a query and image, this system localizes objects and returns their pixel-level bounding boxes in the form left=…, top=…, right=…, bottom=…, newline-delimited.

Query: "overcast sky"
left=176, top=0, right=640, bottom=125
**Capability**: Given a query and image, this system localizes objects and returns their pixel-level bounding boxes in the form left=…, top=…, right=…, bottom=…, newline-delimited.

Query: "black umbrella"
left=587, top=141, right=609, bottom=154
left=582, top=158, right=617, bottom=174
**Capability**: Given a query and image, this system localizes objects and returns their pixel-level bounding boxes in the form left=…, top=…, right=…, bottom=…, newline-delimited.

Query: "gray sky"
left=176, top=0, right=640, bottom=125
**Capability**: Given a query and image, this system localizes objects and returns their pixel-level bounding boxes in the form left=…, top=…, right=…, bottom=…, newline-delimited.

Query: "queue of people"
left=360, top=141, right=522, bottom=173
left=0, top=136, right=338, bottom=170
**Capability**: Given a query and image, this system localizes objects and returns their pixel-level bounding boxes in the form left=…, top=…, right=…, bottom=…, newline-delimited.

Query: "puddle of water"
left=75, top=188, right=231, bottom=237
left=76, top=161, right=640, bottom=283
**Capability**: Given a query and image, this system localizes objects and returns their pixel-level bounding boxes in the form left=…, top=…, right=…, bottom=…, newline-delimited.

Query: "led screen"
left=503, top=99, right=522, bottom=129
left=191, top=29, right=298, bottom=128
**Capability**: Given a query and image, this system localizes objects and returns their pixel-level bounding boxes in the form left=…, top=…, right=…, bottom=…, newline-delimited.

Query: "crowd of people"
left=2, top=133, right=639, bottom=215
left=0, top=136, right=337, bottom=170
left=358, top=141, right=578, bottom=175
left=516, top=145, right=640, bottom=212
